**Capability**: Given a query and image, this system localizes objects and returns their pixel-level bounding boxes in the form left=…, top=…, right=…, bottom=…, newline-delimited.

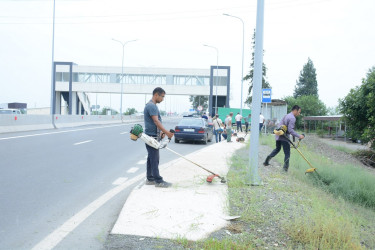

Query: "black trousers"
left=145, top=144, right=163, bottom=183
left=245, top=122, right=249, bottom=132
left=268, top=140, right=291, bottom=169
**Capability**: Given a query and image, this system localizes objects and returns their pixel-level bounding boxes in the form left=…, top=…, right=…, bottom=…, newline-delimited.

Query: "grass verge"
left=260, top=134, right=375, bottom=210
left=174, top=136, right=375, bottom=249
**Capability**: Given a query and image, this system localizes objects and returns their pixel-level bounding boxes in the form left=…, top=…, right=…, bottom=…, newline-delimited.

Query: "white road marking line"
left=73, top=140, right=93, bottom=145
left=127, top=167, right=140, bottom=173
left=134, top=180, right=145, bottom=190
left=137, top=160, right=147, bottom=165
left=112, top=177, right=128, bottom=185
left=31, top=173, right=145, bottom=250
left=0, top=122, right=143, bottom=141
left=120, top=132, right=128, bottom=134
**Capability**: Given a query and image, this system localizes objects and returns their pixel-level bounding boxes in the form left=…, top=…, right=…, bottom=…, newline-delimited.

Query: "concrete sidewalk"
left=110, top=134, right=247, bottom=241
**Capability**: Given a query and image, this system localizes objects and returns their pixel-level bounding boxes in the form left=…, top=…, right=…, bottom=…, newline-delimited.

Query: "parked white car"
left=0, top=109, right=22, bottom=114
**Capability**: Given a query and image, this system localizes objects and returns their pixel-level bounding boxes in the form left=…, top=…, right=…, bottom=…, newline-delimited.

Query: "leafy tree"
left=339, top=66, right=375, bottom=148
left=284, top=95, right=327, bottom=129
left=244, top=30, right=271, bottom=105
left=189, top=95, right=208, bottom=114
left=100, top=107, right=118, bottom=115
left=294, top=58, right=318, bottom=98
left=124, top=108, right=137, bottom=115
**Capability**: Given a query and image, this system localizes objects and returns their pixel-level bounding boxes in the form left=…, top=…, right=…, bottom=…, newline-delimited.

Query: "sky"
left=0, top=0, right=374, bottom=114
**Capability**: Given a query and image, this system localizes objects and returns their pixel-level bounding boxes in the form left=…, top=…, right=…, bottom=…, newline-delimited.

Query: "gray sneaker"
left=155, top=181, right=172, bottom=188
left=145, top=180, right=156, bottom=185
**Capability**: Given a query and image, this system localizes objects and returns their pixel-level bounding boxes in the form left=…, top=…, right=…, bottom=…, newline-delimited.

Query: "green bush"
left=316, top=128, right=325, bottom=138
left=339, top=66, right=375, bottom=149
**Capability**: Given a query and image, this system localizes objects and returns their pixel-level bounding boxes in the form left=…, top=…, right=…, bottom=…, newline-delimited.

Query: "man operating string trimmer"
left=131, top=87, right=226, bottom=186
left=143, top=87, right=174, bottom=188
left=263, top=105, right=305, bottom=172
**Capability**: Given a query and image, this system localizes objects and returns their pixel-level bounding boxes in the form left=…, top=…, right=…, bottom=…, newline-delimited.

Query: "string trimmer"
left=274, top=126, right=317, bottom=174
left=130, top=124, right=226, bottom=183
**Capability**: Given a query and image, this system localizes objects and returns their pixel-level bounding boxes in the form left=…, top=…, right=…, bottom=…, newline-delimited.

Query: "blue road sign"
left=262, top=88, right=272, bottom=103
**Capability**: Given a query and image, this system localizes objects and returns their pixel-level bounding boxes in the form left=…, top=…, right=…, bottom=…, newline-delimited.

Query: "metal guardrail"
left=0, top=114, right=137, bottom=133
left=0, top=114, right=179, bottom=134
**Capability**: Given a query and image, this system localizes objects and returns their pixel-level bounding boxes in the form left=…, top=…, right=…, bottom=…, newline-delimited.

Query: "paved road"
left=0, top=118, right=214, bottom=249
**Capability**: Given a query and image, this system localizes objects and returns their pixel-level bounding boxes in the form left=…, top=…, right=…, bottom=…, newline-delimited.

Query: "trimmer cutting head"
left=206, top=174, right=226, bottom=183
left=305, top=168, right=317, bottom=174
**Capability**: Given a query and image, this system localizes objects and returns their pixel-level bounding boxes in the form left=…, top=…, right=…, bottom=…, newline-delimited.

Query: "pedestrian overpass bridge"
left=53, top=63, right=230, bottom=115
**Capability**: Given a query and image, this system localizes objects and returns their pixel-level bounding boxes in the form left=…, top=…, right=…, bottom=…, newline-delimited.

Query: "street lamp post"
left=112, top=38, right=137, bottom=119
left=223, top=13, right=245, bottom=116
left=50, top=0, right=56, bottom=128
left=203, top=44, right=219, bottom=115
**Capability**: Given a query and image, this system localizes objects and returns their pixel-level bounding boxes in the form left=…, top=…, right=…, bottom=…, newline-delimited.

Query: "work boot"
left=145, top=180, right=156, bottom=185
left=283, top=163, right=289, bottom=172
left=263, top=156, right=272, bottom=166
left=155, top=181, right=172, bottom=188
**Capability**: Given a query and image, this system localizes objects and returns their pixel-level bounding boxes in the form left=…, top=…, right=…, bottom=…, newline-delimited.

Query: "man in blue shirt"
left=144, top=87, right=174, bottom=187
left=263, top=105, right=305, bottom=172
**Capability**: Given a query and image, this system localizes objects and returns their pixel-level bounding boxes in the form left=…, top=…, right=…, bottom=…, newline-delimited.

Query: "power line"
left=0, top=0, right=335, bottom=25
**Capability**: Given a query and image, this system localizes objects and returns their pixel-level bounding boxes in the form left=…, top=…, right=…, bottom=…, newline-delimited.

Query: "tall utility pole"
left=203, top=44, right=219, bottom=115
left=223, top=13, right=245, bottom=116
left=249, top=0, right=265, bottom=185
left=50, top=0, right=56, bottom=128
left=112, top=39, right=137, bottom=120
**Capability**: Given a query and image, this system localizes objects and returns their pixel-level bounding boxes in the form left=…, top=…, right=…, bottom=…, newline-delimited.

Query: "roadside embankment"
left=205, top=134, right=375, bottom=249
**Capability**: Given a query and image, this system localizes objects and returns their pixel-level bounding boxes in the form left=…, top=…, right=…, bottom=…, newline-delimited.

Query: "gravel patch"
left=105, top=234, right=185, bottom=250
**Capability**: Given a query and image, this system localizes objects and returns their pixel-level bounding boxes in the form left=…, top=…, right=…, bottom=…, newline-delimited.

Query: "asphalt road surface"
left=0, top=118, right=215, bottom=250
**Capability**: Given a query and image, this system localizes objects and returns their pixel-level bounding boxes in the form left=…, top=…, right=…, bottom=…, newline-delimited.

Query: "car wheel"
left=175, top=138, right=179, bottom=143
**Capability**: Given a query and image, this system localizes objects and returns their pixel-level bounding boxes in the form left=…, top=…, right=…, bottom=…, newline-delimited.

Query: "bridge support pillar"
left=209, top=66, right=230, bottom=116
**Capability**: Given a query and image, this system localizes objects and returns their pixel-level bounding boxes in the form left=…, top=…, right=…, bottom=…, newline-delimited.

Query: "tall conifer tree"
left=294, top=58, right=318, bottom=98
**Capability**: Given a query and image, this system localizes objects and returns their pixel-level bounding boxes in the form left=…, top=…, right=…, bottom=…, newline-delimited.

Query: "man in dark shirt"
left=201, top=112, right=208, bottom=120
left=144, top=87, right=174, bottom=187
left=263, top=105, right=304, bottom=172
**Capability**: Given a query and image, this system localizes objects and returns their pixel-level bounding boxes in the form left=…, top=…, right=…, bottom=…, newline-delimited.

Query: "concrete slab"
left=111, top=136, right=246, bottom=241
